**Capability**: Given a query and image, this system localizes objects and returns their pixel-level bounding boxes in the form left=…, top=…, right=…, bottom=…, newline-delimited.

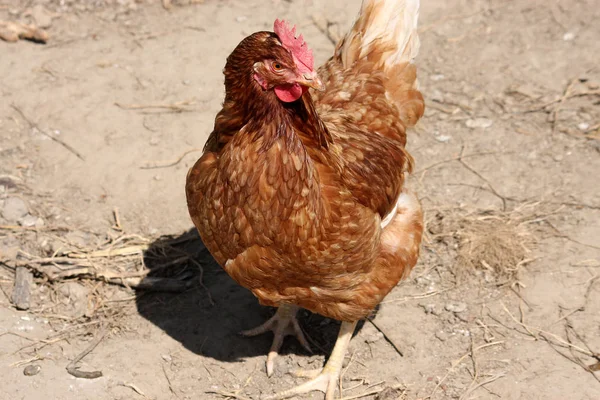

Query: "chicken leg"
left=240, top=303, right=312, bottom=377
left=263, top=320, right=358, bottom=400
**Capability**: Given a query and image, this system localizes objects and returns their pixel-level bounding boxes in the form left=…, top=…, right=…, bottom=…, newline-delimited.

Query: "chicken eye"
left=271, top=62, right=283, bottom=72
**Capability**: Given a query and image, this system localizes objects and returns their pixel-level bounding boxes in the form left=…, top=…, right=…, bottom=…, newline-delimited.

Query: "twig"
left=10, top=354, right=43, bottom=367
left=381, top=287, right=453, bottom=304
left=71, top=244, right=150, bottom=258
left=104, top=295, right=137, bottom=303
left=457, top=146, right=507, bottom=210
left=518, top=300, right=537, bottom=338
left=140, top=148, right=204, bottom=169
left=206, top=390, right=253, bottom=400
left=518, top=89, right=600, bottom=114
left=583, top=274, right=599, bottom=307
left=11, top=104, right=85, bottom=161
left=500, top=302, right=594, bottom=356
left=544, top=221, right=600, bottom=251
left=464, top=337, right=479, bottom=396
left=427, top=101, right=459, bottom=114
left=565, top=320, right=600, bottom=363
left=550, top=78, right=578, bottom=133
left=414, top=151, right=501, bottom=176
left=338, top=383, right=406, bottom=400
left=115, top=99, right=195, bottom=113
left=571, top=259, right=600, bottom=268
left=340, top=350, right=357, bottom=394
left=545, top=306, right=584, bottom=328
left=183, top=254, right=215, bottom=306
left=428, top=341, right=504, bottom=399
left=117, top=382, right=150, bottom=399
left=112, top=207, right=123, bottom=231
left=66, top=327, right=107, bottom=379
left=12, top=320, right=102, bottom=354
left=460, top=373, right=505, bottom=399
left=12, top=245, right=195, bottom=292
left=366, top=317, right=403, bottom=357
left=162, top=364, right=180, bottom=398
left=553, top=319, right=600, bottom=384
left=459, top=336, right=506, bottom=399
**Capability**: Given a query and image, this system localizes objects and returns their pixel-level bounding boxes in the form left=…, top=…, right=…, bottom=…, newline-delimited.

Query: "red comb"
left=274, top=19, right=314, bottom=74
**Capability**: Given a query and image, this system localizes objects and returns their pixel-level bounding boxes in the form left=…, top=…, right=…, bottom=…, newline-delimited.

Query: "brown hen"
left=186, top=0, right=425, bottom=398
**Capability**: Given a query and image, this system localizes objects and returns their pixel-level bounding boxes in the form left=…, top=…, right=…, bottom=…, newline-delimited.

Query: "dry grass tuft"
left=426, top=202, right=551, bottom=284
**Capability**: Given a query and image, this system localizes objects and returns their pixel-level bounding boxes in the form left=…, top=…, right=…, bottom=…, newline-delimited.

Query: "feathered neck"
left=212, top=74, right=332, bottom=153
left=206, top=30, right=331, bottom=153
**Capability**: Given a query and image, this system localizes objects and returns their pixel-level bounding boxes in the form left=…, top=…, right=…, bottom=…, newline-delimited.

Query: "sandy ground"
left=1, top=0, right=599, bottom=399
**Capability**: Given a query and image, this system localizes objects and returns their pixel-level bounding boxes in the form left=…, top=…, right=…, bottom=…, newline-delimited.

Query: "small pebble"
left=445, top=302, right=467, bottom=313
left=2, top=197, right=28, bottom=222
left=562, top=32, right=575, bottom=41
left=415, top=276, right=430, bottom=286
left=434, top=134, right=451, bottom=143
left=23, top=364, right=41, bottom=376
left=577, top=122, right=590, bottom=131
left=421, top=303, right=438, bottom=315
left=465, top=118, right=493, bottom=129
left=19, top=214, right=38, bottom=227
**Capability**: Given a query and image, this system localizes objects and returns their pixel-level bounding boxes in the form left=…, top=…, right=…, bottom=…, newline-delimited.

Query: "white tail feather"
left=338, top=0, right=421, bottom=69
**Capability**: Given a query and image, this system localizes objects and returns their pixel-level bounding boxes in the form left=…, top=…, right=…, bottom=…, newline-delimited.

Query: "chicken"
left=186, top=0, right=425, bottom=398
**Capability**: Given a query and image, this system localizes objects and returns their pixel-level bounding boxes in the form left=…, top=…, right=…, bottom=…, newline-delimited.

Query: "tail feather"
left=336, top=0, right=420, bottom=70
left=335, top=0, right=424, bottom=127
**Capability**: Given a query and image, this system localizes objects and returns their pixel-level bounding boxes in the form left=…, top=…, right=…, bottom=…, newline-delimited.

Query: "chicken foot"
left=263, top=320, right=358, bottom=400
left=240, top=303, right=312, bottom=377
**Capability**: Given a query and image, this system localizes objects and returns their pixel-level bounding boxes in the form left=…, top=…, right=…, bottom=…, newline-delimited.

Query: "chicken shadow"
left=135, top=229, right=369, bottom=363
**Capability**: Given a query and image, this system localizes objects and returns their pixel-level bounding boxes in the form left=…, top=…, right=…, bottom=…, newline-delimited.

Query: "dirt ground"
left=1, top=0, right=599, bottom=399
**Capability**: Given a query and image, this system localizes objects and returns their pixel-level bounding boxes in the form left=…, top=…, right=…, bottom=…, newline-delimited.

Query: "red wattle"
left=274, top=83, right=304, bottom=102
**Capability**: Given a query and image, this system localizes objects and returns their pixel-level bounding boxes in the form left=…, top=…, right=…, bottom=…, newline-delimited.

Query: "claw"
left=263, top=321, right=358, bottom=400
left=240, top=304, right=312, bottom=377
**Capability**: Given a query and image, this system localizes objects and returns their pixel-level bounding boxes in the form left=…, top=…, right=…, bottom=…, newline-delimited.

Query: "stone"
left=2, top=197, right=28, bottom=222
left=465, top=118, right=493, bottom=129
left=23, top=364, right=41, bottom=376
left=445, top=302, right=468, bottom=313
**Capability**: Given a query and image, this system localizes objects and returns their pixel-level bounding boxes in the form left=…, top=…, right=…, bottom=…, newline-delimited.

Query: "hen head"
left=224, top=20, right=325, bottom=103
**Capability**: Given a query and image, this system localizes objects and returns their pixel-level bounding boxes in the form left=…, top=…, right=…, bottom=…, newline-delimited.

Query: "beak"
left=295, top=71, right=326, bottom=91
